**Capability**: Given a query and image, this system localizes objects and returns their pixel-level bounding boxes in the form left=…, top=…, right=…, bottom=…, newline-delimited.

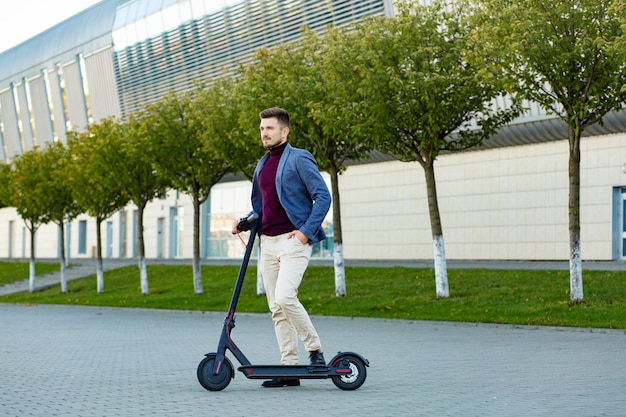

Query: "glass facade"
left=112, top=0, right=389, bottom=113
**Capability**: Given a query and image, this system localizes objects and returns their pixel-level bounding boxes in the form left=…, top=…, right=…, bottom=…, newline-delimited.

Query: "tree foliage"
left=472, top=0, right=626, bottom=301
left=8, top=150, right=51, bottom=227
left=39, top=142, right=82, bottom=226
left=67, top=119, right=130, bottom=293
left=197, top=76, right=265, bottom=180
left=118, top=113, right=171, bottom=295
left=352, top=0, right=520, bottom=298
left=141, top=88, right=232, bottom=294
left=6, top=148, right=52, bottom=291
left=38, top=141, right=82, bottom=293
left=237, top=26, right=377, bottom=296
left=0, top=162, right=11, bottom=208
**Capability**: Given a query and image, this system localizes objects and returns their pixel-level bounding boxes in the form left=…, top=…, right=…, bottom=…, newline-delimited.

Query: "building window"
left=78, top=220, right=87, bottom=254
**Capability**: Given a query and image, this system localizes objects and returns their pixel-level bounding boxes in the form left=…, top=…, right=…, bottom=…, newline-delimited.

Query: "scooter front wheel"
left=197, top=353, right=233, bottom=391
left=331, top=353, right=367, bottom=390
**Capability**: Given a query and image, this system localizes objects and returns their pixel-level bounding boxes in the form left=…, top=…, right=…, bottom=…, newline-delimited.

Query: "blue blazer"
left=250, top=143, right=331, bottom=244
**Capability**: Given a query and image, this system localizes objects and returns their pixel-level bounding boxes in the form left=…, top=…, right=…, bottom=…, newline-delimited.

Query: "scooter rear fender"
left=329, top=351, right=370, bottom=367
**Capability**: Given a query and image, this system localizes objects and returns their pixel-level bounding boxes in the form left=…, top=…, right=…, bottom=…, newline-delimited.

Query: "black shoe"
left=309, top=350, right=325, bottom=365
left=261, top=378, right=300, bottom=388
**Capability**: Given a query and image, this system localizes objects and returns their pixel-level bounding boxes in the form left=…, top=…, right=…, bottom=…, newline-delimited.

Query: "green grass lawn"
left=1, top=262, right=625, bottom=329
left=0, top=261, right=60, bottom=285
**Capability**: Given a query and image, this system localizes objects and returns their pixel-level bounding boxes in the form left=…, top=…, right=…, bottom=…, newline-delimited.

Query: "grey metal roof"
left=482, top=108, right=626, bottom=150
left=0, top=0, right=119, bottom=85
left=345, top=108, right=626, bottom=166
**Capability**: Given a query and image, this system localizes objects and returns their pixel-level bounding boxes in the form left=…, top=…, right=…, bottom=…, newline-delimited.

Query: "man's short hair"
left=260, top=107, right=290, bottom=129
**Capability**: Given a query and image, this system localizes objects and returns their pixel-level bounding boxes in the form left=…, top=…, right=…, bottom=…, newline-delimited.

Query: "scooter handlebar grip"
left=237, top=213, right=259, bottom=232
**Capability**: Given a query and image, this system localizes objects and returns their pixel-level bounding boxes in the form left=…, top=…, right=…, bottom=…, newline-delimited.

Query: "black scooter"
left=197, top=213, right=369, bottom=391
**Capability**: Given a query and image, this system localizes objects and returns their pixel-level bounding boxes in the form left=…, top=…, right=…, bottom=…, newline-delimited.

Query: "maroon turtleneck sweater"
left=258, top=141, right=296, bottom=236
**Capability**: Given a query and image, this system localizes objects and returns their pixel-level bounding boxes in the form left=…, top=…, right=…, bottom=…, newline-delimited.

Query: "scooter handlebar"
left=237, top=213, right=259, bottom=232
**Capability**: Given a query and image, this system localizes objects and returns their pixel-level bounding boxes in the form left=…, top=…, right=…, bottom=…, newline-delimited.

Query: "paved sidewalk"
left=1, top=303, right=625, bottom=417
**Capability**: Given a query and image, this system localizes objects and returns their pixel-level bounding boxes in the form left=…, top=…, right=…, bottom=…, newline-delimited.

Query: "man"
left=234, top=107, right=331, bottom=388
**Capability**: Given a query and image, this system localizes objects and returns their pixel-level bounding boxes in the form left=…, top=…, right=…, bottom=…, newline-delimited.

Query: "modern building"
left=1, top=0, right=626, bottom=263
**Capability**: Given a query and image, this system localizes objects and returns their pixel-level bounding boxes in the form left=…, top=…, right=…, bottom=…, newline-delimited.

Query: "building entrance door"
left=613, top=187, right=626, bottom=260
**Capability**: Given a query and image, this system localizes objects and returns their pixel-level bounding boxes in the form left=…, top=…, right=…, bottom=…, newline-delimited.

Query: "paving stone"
left=1, top=304, right=625, bottom=417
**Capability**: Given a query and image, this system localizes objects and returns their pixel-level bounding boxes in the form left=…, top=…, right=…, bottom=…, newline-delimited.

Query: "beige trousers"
left=259, top=233, right=322, bottom=365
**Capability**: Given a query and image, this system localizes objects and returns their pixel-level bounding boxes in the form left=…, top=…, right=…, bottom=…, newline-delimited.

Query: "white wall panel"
left=62, top=62, right=89, bottom=131
left=84, top=48, right=120, bottom=121
left=0, top=128, right=5, bottom=163
left=28, top=76, right=55, bottom=146
left=47, top=69, right=68, bottom=143
left=339, top=133, right=626, bottom=262
left=15, top=83, right=35, bottom=151
left=0, top=89, right=22, bottom=159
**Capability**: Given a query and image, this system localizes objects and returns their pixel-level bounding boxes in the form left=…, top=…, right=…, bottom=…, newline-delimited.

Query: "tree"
left=355, top=0, right=520, bottom=298
left=472, top=0, right=626, bottom=301
left=198, top=76, right=265, bottom=181
left=67, top=119, right=130, bottom=294
left=0, top=163, right=10, bottom=208
left=614, top=2, right=626, bottom=77
left=210, top=75, right=275, bottom=296
left=142, top=89, right=231, bottom=295
left=6, top=149, right=51, bottom=292
left=120, top=113, right=171, bottom=295
left=39, top=141, right=82, bottom=293
left=237, top=26, right=377, bottom=297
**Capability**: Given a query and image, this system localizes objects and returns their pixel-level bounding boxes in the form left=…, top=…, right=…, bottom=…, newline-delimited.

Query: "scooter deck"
left=238, top=364, right=353, bottom=379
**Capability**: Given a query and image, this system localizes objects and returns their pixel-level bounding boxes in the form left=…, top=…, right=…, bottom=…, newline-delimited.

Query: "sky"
left=0, top=0, right=102, bottom=54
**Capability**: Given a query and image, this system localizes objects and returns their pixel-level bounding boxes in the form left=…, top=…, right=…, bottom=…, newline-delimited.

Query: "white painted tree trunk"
left=433, top=235, right=449, bottom=298
left=193, top=258, right=202, bottom=295
left=29, top=260, right=35, bottom=293
left=96, top=221, right=104, bottom=294
left=97, top=259, right=104, bottom=294
left=256, top=244, right=266, bottom=295
left=256, top=265, right=265, bottom=295
left=569, top=239, right=583, bottom=300
left=59, top=223, right=68, bottom=293
left=139, top=257, right=149, bottom=295
left=60, top=261, right=67, bottom=293
left=334, top=243, right=346, bottom=297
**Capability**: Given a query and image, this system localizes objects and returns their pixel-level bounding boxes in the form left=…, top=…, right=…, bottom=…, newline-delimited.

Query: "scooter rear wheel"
left=197, top=353, right=233, bottom=391
left=331, top=353, right=367, bottom=390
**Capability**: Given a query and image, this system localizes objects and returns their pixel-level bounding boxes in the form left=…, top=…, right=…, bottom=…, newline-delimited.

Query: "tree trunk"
left=28, top=226, right=36, bottom=293
left=334, top=243, right=346, bottom=297
left=29, top=259, right=35, bottom=293
left=139, top=257, right=148, bottom=295
left=28, top=224, right=37, bottom=292
left=137, top=205, right=149, bottom=295
left=65, top=223, right=70, bottom=267
left=433, top=235, right=448, bottom=298
left=568, top=125, right=583, bottom=301
left=423, top=160, right=449, bottom=298
left=59, top=222, right=67, bottom=293
left=96, top=218, right=104, bottom=294
left=60, top=261, right=67, bottom=293
left=193, top=195, right=203, bottom=294
left=329, top=167, right=346, bottom=296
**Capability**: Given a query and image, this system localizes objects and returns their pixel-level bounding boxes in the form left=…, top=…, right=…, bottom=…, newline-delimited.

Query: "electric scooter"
left=197, top=213, right=369, bottom=391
